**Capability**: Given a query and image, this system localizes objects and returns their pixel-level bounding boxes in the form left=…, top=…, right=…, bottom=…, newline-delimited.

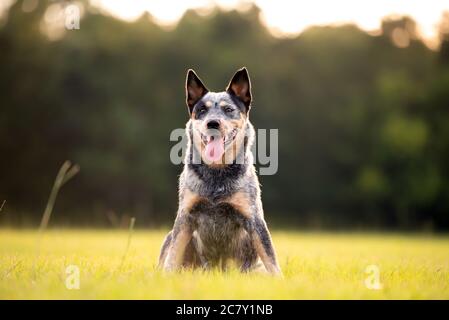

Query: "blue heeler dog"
left=158, top=67, right=281, bottom=275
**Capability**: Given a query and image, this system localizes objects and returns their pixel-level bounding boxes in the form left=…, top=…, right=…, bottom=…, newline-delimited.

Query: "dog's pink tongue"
left=205, top=136, right=224, bottom=162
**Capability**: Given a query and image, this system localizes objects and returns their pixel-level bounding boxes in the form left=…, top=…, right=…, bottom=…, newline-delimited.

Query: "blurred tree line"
left=1, top=1, right=449, bottom=229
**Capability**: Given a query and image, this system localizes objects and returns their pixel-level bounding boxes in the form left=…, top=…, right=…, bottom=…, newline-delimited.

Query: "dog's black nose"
left=207, top=120, right=220, bottom=129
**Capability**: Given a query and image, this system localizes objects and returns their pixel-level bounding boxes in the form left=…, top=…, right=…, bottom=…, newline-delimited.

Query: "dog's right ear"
left=186, top=69, right=208, bottom=114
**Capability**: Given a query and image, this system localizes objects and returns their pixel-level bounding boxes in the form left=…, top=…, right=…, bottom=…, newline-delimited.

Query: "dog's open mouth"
left=200, top=129, right=238, bottom=162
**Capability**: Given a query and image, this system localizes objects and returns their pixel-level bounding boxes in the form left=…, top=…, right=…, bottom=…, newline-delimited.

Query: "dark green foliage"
left=1, top=1, right=448, bottom=229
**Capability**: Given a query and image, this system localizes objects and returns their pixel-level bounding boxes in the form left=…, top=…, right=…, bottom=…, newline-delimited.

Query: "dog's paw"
left=162, top=262, right=179, bottom=272
left=275, top=270, right=284, bottom=278
left=268, top=265, right=283, bottom=277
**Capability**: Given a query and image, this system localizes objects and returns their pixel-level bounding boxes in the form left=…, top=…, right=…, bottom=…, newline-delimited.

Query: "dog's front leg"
left=251, top=216, right=282, bottom=276
left=163, top=214, right=193, bottom=271
left=158, top=230, right=173, bottom=268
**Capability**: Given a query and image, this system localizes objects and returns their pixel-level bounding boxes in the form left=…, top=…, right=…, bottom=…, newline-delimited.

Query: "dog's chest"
left=192, top=201, right=247, bottom=262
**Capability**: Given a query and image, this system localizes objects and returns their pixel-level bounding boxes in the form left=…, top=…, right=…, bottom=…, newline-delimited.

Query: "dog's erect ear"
left=186, top=69, right=208, bottom=114
left=226, top=67, right=252, bottom=109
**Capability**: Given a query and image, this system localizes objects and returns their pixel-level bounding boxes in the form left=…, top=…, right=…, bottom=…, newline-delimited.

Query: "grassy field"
left=0, top=229, right=448, bottom=299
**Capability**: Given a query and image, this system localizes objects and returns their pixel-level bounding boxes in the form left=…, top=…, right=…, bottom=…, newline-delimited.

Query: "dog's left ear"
left=226, top=67, right=252, bottom=109
left=186, top=69, right=208, bottom=114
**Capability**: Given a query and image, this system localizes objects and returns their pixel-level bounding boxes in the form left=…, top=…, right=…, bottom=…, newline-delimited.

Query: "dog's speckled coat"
left=158, top=68, right=281, bottom=275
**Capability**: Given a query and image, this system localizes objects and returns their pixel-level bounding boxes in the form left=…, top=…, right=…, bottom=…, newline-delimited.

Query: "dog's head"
left=185, top=67, right=252, bottom=166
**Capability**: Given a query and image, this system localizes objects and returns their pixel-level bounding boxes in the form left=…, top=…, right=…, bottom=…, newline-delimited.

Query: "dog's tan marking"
left=219, top=117, right=246, bottom=165
left=191, top=123, right=203, bottom=150
left=228, top=71, right=251, bottom=106
left=158, top=249, right=169, bottom=268
left=219, top=101, right=228, bottom=107
left=205, top=101, right=213, bottom=107
left=224, top=191, right=252, bottom=218
left=181, top=188, right=201, bottom=213
left=252, top=233, right=282, bottom=275
left=186, top=71, right=207, bottom=108
left=163, top=229, right=192, bottom=270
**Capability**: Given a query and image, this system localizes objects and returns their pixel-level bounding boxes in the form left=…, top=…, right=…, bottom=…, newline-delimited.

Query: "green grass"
left=1, top=229, right=448, bottom=299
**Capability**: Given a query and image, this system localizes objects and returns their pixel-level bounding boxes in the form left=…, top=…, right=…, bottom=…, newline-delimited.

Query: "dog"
left=158, top=67, right=281, bottom=275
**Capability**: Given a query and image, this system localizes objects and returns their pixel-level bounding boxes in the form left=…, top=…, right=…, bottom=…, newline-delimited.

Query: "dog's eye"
left=198, top=107, right=207, bottom=115
left=224, top=107, right=234, bottom=113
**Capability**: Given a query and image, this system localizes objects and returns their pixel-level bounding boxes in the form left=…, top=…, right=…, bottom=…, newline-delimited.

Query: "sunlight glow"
left=91, top=0, right=449, bottom=47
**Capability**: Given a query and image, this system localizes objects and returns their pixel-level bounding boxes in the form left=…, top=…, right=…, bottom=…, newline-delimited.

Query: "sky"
left=91, top=0, right=449, bottom=48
